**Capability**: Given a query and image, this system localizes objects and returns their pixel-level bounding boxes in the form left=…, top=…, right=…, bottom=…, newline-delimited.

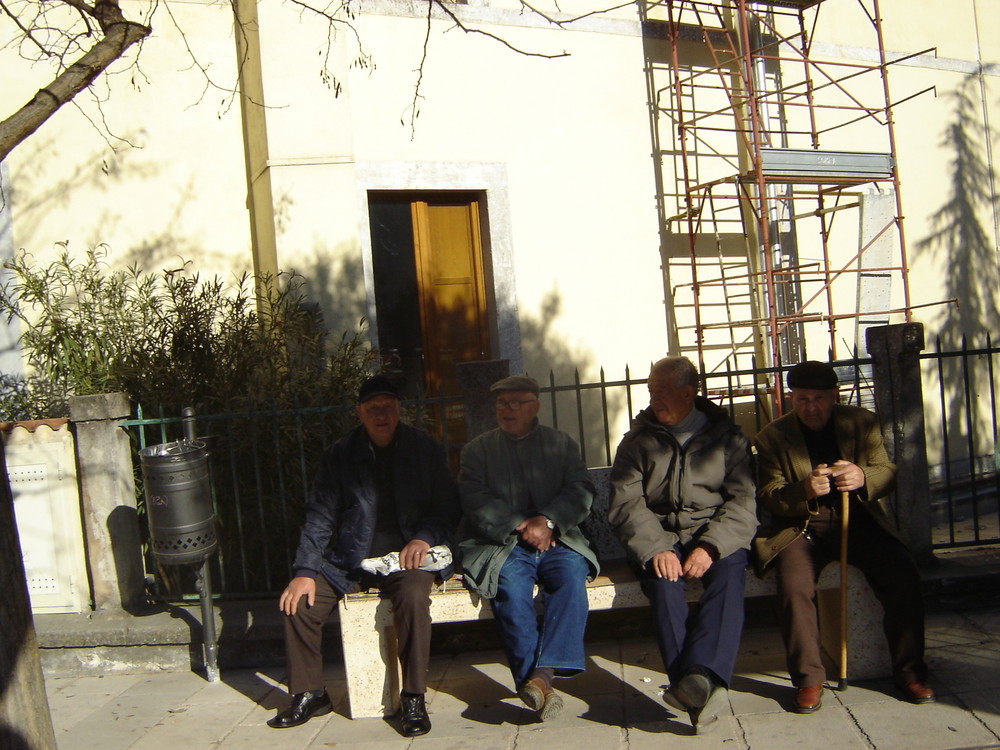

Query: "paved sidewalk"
left=43, top=606, right=1000, bottom=750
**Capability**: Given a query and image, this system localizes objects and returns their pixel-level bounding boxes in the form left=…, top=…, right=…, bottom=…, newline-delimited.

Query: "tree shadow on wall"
left=289, top=245, right=369, bottom=340
left=7, top=134, right=240, bottom=276
left=914, top=74, right=1000, bottom=479
left=519, top=289, right=626, bottom=468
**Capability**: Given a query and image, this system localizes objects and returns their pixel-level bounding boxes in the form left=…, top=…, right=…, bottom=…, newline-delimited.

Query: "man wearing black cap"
left=754, top=360, right=934, bottom=714
left=458, top=375, right=599, bottom=722
left=268, top=374, right=460, bottom=736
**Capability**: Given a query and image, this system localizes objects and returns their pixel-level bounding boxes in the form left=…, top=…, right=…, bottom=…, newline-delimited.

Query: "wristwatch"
left=544, top=517, right=556, bottom=530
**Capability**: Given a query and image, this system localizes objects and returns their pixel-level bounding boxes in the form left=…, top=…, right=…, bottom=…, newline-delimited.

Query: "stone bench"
left=338, top=468, right=889, bottom=719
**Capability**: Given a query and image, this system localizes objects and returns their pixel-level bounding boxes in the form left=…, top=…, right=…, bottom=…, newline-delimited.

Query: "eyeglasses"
left=495, top=398, right=538, bottom=411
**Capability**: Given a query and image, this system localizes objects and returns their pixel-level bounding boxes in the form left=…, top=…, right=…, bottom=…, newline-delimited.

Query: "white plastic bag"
left=359, top=545, right=452, bottom=575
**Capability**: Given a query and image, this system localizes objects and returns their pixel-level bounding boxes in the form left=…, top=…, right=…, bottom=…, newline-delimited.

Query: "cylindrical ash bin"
left=139, top=439, right=217, bottom=565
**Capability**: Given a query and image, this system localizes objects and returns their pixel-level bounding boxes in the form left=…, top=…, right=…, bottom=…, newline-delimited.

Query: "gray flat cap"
left=489, top=375, right=540, bottom=396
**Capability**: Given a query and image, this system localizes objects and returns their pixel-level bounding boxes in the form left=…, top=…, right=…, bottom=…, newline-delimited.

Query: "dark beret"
left=786, top=361, right=838, bottom=390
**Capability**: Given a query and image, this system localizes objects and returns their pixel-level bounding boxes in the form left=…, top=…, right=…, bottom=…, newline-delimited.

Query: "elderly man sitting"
left=608, top=356, right=757, bottom=734
left=458, top=375, right=599, bottom=721
left=754, top=360, right=934, bottom=713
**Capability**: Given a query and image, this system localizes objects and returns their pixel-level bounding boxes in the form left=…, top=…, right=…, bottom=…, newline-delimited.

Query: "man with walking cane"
left=754, top=361, right=934, bottom=714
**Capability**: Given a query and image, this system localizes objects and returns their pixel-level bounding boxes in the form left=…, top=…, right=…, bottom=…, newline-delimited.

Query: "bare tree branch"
left=403, top=0, right=433, bottom=137
left=0, top=0, right=150, bottom=162
left=0, top=0, right=52, bottom=56
left=285, top=0, right=372, bottom=94
left=518, top=0, right=636, bottom=27
left=432, top=0, right=569, bottom=59
left=1, top=0, right=632, bottom=161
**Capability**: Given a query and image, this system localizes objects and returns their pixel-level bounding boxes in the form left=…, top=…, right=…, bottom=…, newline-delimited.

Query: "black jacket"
left=293, top=422, right=460, bottom=595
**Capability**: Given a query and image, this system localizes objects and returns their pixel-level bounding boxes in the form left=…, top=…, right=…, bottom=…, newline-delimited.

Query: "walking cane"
left=838, top=489, right=850, bottom=691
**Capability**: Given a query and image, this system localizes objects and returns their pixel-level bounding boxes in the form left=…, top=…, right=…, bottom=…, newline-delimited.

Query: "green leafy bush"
left=0, top=247, right=374, bottom=417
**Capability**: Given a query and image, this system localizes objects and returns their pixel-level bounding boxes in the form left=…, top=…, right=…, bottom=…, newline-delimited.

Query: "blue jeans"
left=492, top=543, right=590, bottom=687
left=639, top=546, right=748, bottom=686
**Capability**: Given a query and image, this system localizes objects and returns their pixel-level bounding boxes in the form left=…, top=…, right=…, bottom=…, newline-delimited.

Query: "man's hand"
left=805, top=463, right=832, bottom=499
left=399, top=538, right=431, bottom=570
left=650, top=550, right=683, bottom=581
left=516, top=515, right=555, bottom=551
left=829, top=460, right=864, bottom=492
left=682, top=546, right=714, bottom=579
left=279, top=576, right=316, bottom=616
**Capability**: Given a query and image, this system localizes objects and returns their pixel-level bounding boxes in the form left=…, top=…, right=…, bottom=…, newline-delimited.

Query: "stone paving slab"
left=848, top=696, right=1000, bottom=750
left=45, top=615, right=1000, bottom=750
left=743, top=705, right=871, bottom=750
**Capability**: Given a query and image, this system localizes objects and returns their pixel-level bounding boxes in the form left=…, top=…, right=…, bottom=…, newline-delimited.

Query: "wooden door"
left=410, top=197, right=491, bottom=397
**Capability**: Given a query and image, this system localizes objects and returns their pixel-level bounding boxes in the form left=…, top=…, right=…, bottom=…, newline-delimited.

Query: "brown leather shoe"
left=901, top=680, right=936, bottom=704
left=793, top=685, right=823, bottom=714
left=517, top=677, right=564, bottom=721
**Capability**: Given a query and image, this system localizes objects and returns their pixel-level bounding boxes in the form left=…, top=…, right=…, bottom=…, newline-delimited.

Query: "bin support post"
left=180, top=406, right=219, bottom=682
left=194, top=560, right=220, bottom=682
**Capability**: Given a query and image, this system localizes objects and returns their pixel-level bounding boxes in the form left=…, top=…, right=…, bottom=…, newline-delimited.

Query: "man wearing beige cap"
left=755, top=361, right=933, bottom=714
left=458, top=375, right=599, bottom=722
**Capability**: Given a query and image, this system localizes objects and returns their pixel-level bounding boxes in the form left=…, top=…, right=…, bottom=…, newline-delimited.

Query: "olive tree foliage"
left=0, top=0, right=631, bottom=164
left=0, top=246, right=376, bottom=420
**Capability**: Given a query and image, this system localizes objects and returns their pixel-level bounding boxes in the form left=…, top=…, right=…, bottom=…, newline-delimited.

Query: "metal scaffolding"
left=643, top=0, right=934, bottom=387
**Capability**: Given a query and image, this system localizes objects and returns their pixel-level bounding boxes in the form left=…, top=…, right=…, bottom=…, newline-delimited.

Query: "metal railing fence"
left=922, top=336, right=1000, bottom=548
left=123, top=392, right=463, bottom=599
left=124, top=342, right=999, bottom=600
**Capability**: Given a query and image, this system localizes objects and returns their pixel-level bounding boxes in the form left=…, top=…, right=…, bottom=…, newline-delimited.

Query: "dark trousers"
left=283, top=569, right=435, bottom=695
left=775, top=503, right=928, bottom=688
left=640, top=547, right=748, bottom=687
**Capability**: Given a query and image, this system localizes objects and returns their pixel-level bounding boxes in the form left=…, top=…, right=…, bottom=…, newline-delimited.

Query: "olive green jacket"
left=457, top=423, right=599, bottom=598
left=753, top=404, right=898, bottom=571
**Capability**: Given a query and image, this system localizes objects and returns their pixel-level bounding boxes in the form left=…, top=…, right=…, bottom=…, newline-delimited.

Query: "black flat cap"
left=787, top=361, right=838, bottom=390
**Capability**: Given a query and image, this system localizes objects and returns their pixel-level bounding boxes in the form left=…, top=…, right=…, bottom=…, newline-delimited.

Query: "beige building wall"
left=1, top=0, right=997, bottom=392
left=2, top=0, right=251, bottom=280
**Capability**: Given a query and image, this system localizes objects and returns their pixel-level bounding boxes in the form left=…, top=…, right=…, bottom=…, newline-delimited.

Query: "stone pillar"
left=69, top=393, right=146, bottom=611
left=866, top=323, right=934, bottom=564
left=456, top=360, right=510, bottom=440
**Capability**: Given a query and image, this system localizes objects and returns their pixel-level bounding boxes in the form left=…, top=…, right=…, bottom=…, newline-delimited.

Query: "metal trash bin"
left=139, top=439, right=217, bottom=565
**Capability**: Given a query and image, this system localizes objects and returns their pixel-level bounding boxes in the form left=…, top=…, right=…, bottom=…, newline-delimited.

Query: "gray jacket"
left=608, top=397, right=757, bottom=567
left=458, top=423, right=599, bottom=598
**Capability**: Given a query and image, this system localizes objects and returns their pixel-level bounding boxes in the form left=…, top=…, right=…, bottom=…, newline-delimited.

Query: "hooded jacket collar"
left=631, top=395, right=735, bottom=443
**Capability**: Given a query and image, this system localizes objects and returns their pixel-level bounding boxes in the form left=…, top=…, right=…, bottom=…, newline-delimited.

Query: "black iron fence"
left=124, top=340, right=999, bottom=600
left=922, top=336, right=1000, bottom=548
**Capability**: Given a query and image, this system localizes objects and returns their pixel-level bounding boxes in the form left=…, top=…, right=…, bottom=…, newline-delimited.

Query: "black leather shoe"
left=267, top=689, right=332, bottom=729
left=400, top=692, right=431, bottom=737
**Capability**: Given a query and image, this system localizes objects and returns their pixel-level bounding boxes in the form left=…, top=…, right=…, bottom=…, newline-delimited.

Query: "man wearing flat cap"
left=754, top=360, right=933, bottom=714
left=268, top=374, right=460, bottom=736
left=458, top=375, right=598, bottom=721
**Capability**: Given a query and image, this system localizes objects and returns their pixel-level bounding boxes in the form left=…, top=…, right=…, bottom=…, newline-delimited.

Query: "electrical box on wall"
left=4, top=420, right=90, bottom=614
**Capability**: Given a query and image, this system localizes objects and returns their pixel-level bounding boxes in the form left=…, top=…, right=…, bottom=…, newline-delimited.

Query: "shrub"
left=0, top=247, right=375, bottom=416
